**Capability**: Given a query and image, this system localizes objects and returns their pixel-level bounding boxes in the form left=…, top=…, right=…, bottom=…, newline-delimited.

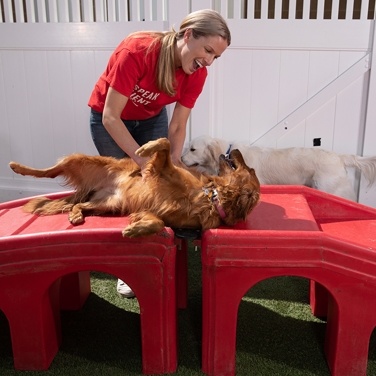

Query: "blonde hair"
left=129, top=9, right=231, bottom=96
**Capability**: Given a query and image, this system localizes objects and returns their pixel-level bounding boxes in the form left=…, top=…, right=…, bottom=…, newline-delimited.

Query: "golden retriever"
left=9, top=138, right=260, bottom=238
left=182, top=135, right=376, bottom=201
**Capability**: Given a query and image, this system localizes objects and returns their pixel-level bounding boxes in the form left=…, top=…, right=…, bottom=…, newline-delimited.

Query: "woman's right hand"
left=103, top=88, right=147, bottom=166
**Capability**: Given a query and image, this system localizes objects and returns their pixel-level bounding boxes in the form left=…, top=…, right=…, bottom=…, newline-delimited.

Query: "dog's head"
left=211, top=149, right=260, bottom=226
left=182, top=135, right=227, bottom=175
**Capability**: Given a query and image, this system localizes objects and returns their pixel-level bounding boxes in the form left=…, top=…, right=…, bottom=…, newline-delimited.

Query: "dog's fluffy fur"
left=9, top=138, right=260, bottom=238
left=182, top=135, right=376, bottom=201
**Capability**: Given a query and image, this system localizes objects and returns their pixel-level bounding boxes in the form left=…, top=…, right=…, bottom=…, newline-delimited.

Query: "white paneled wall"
left=1, top=0, right=376, bottom=206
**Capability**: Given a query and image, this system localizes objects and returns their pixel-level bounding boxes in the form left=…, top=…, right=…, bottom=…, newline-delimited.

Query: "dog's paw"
left=68, top=211, right=84, bottom=224
left=136, top=138, right=169, bottom=157
left=122, top=225, right=146, bottom=238
left=122, top=226, right=141, bottom=238
left=136, top=144, right=155, bottom=158
left=9, top=162, right=24, bottom=175
left=122, top=223, right=157, bottom=238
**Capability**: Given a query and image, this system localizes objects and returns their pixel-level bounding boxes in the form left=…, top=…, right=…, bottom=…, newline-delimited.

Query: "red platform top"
left=0, top=191, right=176, bottom=249
left=202, top=185, right=376, bottom=250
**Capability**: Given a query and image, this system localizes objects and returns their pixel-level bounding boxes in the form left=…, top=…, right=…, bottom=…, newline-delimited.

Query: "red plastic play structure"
left=0, top=191, right=190, bottom=374
left=201, top=185, right=376, bottom=376
left=2, top=186, right=376, bottom=375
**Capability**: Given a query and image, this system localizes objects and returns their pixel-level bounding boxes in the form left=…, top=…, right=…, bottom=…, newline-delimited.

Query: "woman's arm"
left=102, top=87, right=148, bottom=167
left=168, top=102, right=191, bottom=166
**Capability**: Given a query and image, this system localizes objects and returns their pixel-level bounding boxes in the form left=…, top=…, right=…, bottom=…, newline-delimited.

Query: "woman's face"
left=176, top=29, right=228, bottom=74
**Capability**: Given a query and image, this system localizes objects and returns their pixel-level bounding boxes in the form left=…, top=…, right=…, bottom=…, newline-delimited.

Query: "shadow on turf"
left=59, top=293, right=143, bottom=371
left=0, top=294, right=144, bottom=374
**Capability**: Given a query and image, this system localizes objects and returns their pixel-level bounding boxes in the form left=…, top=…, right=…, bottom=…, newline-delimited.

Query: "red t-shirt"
left=88, top=35, right=208, bottom=120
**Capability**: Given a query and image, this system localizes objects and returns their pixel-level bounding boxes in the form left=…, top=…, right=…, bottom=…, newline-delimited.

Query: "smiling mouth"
left=194, top=59, right=203, bottom=70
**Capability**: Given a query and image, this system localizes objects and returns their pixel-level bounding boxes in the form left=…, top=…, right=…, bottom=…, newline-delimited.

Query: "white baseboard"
left=0, top=178, right=66, bottom=203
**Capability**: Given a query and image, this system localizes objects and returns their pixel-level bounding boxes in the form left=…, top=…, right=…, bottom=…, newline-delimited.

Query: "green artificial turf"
left=1, top=242, right=376, bottom=375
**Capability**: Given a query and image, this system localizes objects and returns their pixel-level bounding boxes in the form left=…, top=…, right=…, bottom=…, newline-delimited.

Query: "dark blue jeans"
left=90, top=107, right=168, bottom=158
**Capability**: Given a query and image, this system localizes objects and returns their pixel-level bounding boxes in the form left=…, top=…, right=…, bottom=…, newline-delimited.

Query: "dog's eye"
left=190, top=148, right=196, bottom=152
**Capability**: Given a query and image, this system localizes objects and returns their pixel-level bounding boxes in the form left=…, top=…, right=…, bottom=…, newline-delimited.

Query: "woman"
left=88, top=9, right=231, bottom=297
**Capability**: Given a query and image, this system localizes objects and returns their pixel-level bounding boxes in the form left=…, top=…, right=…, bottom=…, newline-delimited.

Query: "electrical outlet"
left=313, top=138, right=321, bottom=146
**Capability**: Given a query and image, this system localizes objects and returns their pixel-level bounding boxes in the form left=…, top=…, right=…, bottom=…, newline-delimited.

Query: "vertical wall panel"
left=190, top=72, right=211, bottom=140
left=107, top=1, right=118, bottom=22
left=48, top=0, right=59, bottom=23
left=95, top=0, right=107, bottom=21
left=317, top=0, right=325, bottom=20
left=233, top=0, right=242, bottom=19
left=276, top=120, right=306, bottom=148
left=81, top=0, right=95, bottom=21
left=302, top=0, right=310, bottom=19
left=209, top=56, right=228, bottom=137
left=3, top=0, right=14, bottom=23
left=14, top=0, right=25, bottom=23
left=220, top=49, right=253, bottom=141
left=360, top=11, right=376, bottom=206
left=71, top=0, right=82, bottom=21
left=249, top=50, right=280, bottom=144
left=46, top=51, right=76, bottom=158
left=168, top=1, right=189, bottom=28
left=332, top=0, right=340, bottom=19
left=144, top=1, right=152, bottom=21
left=333, top=75, right=366, bottom=154
left=247, top=0, right=255, bottom=18
left=57, top=0, right=70, bottom=22
left=304, top=98, right=336, bottom=149
left=3, top=51, right=34, bottom=164
left=307, top=51, right=340, bottom=98
left=0, top=52, right=12, bottom=177
left=93, top=50, right=113, bottom=81
left=191, top=0, right=212, bottom=12
left=338, top=51, right=367, bottom=74
left=119, top=1, right=130, bottom=21
left=260, top=1, right=268, bottom=19
left=275, top=0, right=283, bottom=19
left=36, top=0, right=48, bottom=22
left=346, top=0, right=355, bottom=19
left=289, top=0, right=297, bottom=19
left=23, top=51, right=55, bottom=167
left=360, top=0, right=369, bottom=20
left=70, top=51, right=100, bottom=155
left=278, top=50, right=310, bottom=122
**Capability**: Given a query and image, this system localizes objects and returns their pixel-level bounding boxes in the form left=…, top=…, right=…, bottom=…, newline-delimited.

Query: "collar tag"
left=202, top=187, right=213, bottom=199
left=202, top=187, right=226, bottom=219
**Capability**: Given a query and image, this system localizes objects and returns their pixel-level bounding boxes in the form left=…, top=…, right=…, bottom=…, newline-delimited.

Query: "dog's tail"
left=342, top=154, right=376, bottom=186
left=23, top=192, right=85, bottom=215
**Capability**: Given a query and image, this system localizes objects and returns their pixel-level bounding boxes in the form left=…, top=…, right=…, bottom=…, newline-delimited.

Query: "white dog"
left=182, top=135, right=376, bottom=201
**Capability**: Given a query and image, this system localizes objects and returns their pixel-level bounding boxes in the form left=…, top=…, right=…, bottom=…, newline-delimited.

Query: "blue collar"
left=225, top=144, right=232, bottom=156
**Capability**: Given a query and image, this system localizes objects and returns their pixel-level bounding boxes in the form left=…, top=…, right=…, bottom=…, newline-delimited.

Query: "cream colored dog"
left=182, top=135, right=376, bottom=201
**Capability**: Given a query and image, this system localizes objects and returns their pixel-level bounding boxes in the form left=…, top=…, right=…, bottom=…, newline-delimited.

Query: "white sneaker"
left=117, top=279, right=135, bottom=298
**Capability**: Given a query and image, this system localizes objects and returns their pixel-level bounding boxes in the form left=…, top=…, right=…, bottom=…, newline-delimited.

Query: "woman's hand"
left=103, top=88, right=144, bottom=165
left=172, top=156, right=185, bottom=168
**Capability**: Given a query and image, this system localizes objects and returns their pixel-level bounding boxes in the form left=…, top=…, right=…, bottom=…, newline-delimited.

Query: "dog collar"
left=202, top=187, right=226, bottom=219
left=225, top=144, right=232, bottom=156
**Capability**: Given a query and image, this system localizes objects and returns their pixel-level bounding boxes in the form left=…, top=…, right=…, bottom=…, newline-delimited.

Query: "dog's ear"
left=205, top=142, right=222, bottom=175
left=220, top=181, right=260, bottom=225
left=236, top=185, right=260, bottom=220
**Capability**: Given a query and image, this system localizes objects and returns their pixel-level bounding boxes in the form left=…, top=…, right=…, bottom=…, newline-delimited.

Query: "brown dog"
left=9, top=138, right=260, bottom=238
